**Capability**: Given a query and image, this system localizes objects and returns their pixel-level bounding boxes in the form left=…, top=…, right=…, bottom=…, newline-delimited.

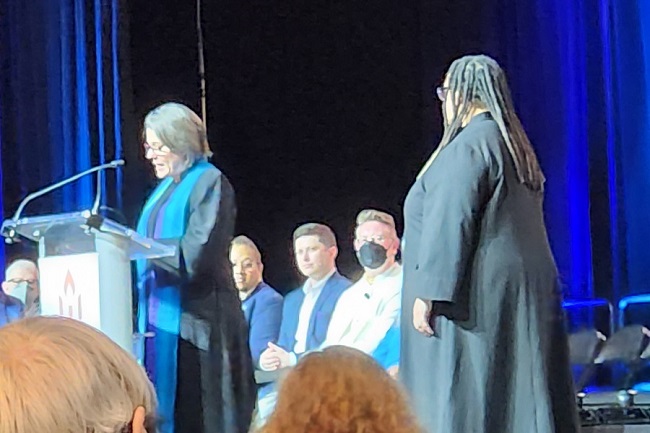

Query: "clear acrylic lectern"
left=7, top=211, right=175, bottom=353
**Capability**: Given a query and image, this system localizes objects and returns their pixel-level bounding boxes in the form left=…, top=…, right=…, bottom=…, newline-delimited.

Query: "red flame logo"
left=59, top=270, right=82, bottom=319
left=63, top=270, right=75, bottom=296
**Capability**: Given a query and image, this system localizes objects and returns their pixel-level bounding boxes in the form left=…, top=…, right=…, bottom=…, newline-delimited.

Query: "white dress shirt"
left=293, top=268, right=336, bottom=354
left=322, top=262, right=402, bottom=354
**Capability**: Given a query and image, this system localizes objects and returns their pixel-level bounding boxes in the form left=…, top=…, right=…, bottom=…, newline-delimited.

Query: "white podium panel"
left=38, top=250, right=133, bottom=353
left=39, top=253, right=101, bottom=329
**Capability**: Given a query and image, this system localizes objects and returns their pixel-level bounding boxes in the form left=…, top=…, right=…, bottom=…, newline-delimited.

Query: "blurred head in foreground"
left=259, top=346, right=422, bottom=433
left=0, top=316, right=157, bottom=433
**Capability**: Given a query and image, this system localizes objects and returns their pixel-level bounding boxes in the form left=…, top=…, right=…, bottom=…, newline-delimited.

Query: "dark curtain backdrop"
left=1, top=0, right=648, bottom=306
left=0, top=0, right=136, bottom=265
left=129, top=0, right=426, bottom=288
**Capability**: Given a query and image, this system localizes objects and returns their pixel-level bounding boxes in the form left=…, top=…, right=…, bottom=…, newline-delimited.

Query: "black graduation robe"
left=400, top=113, right=579, bottom=433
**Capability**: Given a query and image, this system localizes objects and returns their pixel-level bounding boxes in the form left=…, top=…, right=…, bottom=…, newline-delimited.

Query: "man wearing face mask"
left=321, top=209, right=402, bottom=373
left=2, top=259, right=40, bottom=318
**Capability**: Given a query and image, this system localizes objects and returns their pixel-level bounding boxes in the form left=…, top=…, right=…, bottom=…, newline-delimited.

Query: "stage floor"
left=583, top=426, right=650, bottom=432
left=583, top=391, right=650, bottom=407
left=580, top=391, right=650, bottom=431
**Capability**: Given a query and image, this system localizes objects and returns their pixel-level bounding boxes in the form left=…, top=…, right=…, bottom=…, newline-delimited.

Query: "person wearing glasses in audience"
left=136, top=102, right=255, bottom=433
left=320, top=209, right=402, bottom=378
left=1, top=259, right=39, bottom=320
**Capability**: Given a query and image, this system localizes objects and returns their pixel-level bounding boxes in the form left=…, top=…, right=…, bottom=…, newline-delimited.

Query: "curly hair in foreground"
left=259, top=346, right=422, bottom=433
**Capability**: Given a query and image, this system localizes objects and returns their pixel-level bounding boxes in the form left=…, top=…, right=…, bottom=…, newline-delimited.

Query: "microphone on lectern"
left=1, top=159, right=125, bottom=243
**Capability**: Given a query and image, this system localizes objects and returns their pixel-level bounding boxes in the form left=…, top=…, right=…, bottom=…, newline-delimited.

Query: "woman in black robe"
left=400, top=55, right=579, bottom=433
left=135, top=102, right=255, bottom=433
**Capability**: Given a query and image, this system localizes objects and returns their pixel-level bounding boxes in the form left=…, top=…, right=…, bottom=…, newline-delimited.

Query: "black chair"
left=595, top=325, right=650, bottom=390
left=569, top=328, right=607, bottom=391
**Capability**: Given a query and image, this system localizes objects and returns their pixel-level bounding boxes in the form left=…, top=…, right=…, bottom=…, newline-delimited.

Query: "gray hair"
left=0, top=316, right=157, bottom=433
left=143, top=102, right=213, bottom=167
left=4, top=259, right=38, bottom=280
left=438, top=55, right=544, bottom=192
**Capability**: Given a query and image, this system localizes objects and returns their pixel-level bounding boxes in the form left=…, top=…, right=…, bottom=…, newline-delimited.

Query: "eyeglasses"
left=357, top=235, right=387, bottom=244
left=436, top=86, right=448, bottom=102
left=6, top=278, right=37, bottom=286
left=143, top=142, right=171, bottom=155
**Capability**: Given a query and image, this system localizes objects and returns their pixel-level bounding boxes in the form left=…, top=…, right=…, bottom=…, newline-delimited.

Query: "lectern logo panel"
left=39, top=252, right=100, bottom=329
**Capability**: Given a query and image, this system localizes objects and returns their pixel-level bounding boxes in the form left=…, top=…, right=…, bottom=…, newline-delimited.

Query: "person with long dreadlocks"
left=400, top=54, right=578, bottom=433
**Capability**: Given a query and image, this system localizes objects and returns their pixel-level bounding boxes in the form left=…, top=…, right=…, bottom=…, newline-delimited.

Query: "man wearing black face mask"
left=321, top=209, right=402, bottom=376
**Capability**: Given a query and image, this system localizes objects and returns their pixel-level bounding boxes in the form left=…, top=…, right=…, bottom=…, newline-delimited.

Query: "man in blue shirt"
left=230, top=235, right=283, bottom=366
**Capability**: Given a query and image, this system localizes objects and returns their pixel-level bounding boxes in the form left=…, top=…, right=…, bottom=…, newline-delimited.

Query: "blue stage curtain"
left=610, top=1, right=650, bottom=297
left=0, top=83, right=4, bottom=268
left=479, top=0, right=650, bottom=302
left=0, top=0, right=131, bottom=262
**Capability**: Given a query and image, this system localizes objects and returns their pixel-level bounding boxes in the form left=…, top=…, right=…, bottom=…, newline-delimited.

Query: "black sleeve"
left=412, top=140, right=495, bottom=303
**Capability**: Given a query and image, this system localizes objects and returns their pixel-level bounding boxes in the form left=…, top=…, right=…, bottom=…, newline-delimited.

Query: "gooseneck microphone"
left=1, top=159, right=125, bottom=243
left=91, top=159, right=125, bottom=215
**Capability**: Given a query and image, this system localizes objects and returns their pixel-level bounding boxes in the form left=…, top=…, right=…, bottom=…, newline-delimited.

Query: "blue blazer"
left=276, top=271, right=351, bottom=354
left=241, top=282, right=283, bottom=366
left=0, top=292, right=23, bottom=327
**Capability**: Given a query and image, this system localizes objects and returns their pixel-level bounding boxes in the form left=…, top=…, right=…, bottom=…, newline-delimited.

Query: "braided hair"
left=427, top=55, right=545, bottom=192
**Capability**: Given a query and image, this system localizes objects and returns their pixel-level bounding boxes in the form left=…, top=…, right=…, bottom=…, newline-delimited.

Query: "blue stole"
left=135, top=160, right=211, bottom=433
